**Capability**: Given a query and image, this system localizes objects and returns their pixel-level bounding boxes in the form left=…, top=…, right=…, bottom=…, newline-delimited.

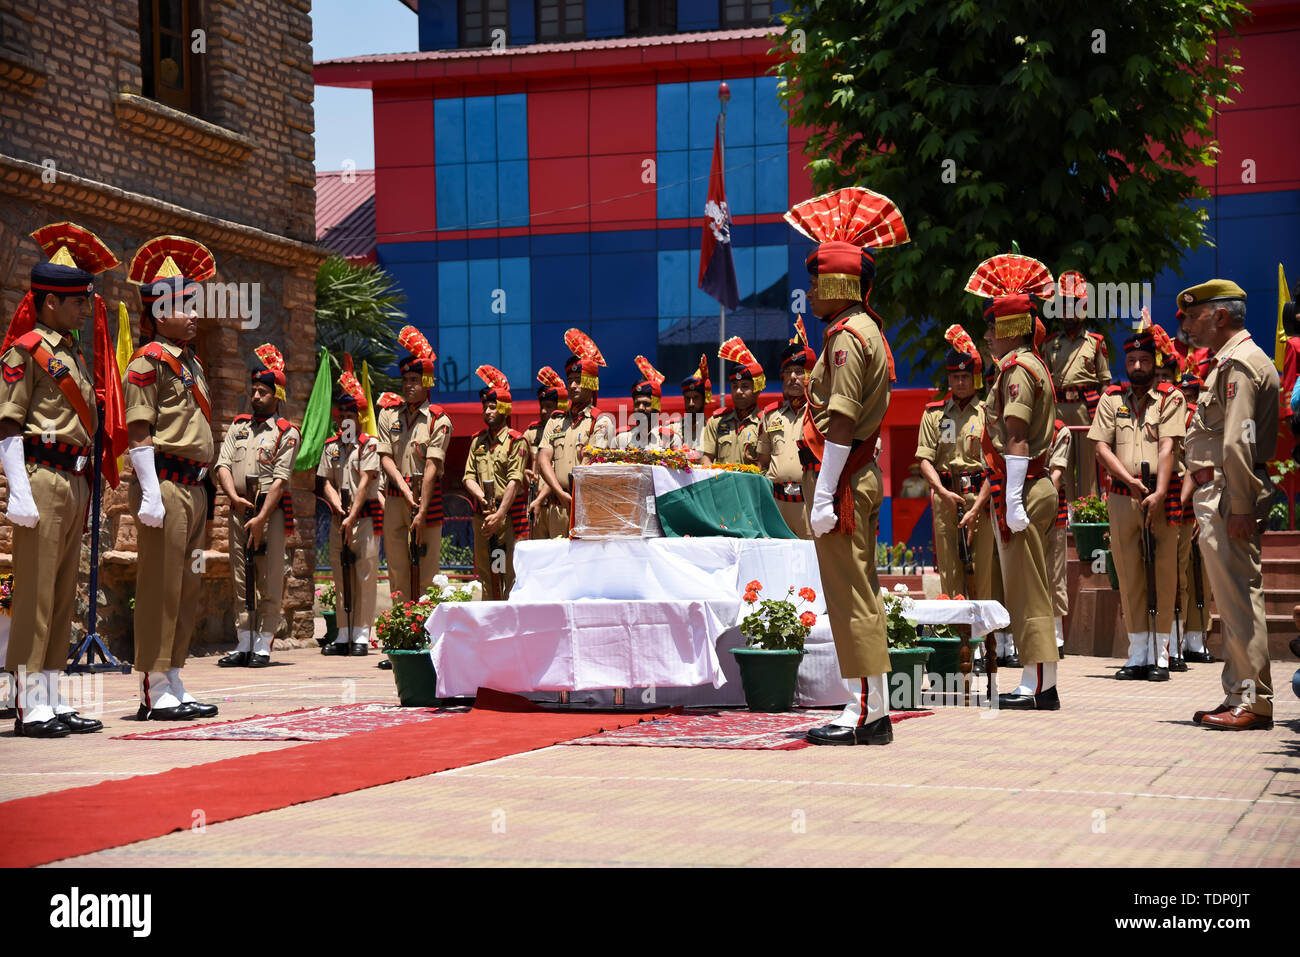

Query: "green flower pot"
left=385, top=648, right=441, bottom=707
left=1070, top=523, right=1109, bottom=564
left=730, top=648, right=806, bottom=713
left=321, top=611, right=338, bottom=646
left=887, top=646, right=934, bottom=711
left=916, top=635, right=971, bottom=678
left=1104, top=550, right=1120, bottom=590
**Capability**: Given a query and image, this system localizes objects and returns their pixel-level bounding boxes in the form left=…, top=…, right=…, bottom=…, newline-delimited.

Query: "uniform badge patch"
left=47, top=358, right=68, bottom=379
left=236, top=427, right=249, bottom=440
left=1225, top=382, right=1236, bottom=399
left=834, top=349, right=847, bottom=367
left=1008, top=382, right=1020, bottom=399
left=128, top=368, right=156, bottom=386
left=2, top=361, right=24, bottom=383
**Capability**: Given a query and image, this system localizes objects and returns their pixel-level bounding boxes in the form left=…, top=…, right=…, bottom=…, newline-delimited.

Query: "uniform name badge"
left=75, top=453, right=88, bottom=472
left=782, top=481, right=800, bottom=496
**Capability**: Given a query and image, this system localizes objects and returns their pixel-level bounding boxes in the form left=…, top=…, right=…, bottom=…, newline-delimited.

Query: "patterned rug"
left=114, top=702, right=469, bottom=742
left=565, top=708, right=935, bottom=751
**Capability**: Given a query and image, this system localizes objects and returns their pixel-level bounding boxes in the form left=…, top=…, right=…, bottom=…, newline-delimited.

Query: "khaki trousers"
left=776, top=497, right=812, bottom=540
left=330, top=514, right=379, bottom=634
left=992, top=476, right=1057, bottom=665
left=1193, top=482, right=1272, bottom=716
left=132, top=479, right=206, bottom=673
left=473, top=518, right=517, bottom=601
left=1108, top=494, right=1180, bottom=634
left=230, top=508, right=286, bottom=636
left=1177, top=522, right=1214, bottom=633
left=383, top=495, right=439, bottom=602
left=1057, top=402, right=1099, bottom=500
left=933, top=489, right=997, bottom=598
left=6, top=466, right=89, bottom=673
left=536, top=500, right=570, bottom=539
left=802, top=463, right=890, bottom=677
left=1047, top=523, right=1069, bottom=617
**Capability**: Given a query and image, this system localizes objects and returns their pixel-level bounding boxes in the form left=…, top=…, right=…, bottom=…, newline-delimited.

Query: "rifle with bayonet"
left=1140, top=462, right=1159, bottom=671
left=483, top=477, right=504, bottom=601
left=244, top=475, right=266, bottom=634
left=340, top=486, right=355, bottom=652
left=956, top=523, right=984, bottom=707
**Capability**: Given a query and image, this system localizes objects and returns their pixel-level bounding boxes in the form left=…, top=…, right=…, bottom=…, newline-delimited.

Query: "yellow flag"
left=115, top=302, right=133, bottom=472
left=1278, top=263, right=1291, bottom=373
left=360, top=360, right=379, bottom=437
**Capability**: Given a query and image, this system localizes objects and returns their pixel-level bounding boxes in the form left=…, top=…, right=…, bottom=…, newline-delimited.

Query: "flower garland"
left=707, top=462, right=762, bottom=474
left=582, top=446, right=762, bottom=475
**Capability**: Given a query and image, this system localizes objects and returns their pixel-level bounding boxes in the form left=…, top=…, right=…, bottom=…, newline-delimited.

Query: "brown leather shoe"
left=1200, top=706, right=1273, bottom=731
left=1192, top=703, right=1230, bottom=725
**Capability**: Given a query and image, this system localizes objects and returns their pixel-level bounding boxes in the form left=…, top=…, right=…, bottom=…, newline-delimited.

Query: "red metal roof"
left=315, top=27, right=783, bottom=87
left=316, top=169, right=377, bottom=262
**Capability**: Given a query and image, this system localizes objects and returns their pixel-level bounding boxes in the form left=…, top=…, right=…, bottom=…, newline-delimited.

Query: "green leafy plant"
left=316, top=582, right=336, bottom=613
left=315, top=254, right=406, bottom=392
left=739, top=580, right=818, bottom=651
left=379, top=576, right=482, bottom=651
left=440, top=537, right=474, bottom=569
left=1070, top=495, right=1109, bottom=524
left=881, top=583, right=920, bottom=649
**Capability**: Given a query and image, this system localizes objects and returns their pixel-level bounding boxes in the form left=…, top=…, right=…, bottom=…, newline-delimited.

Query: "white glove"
left=810, top=440, right=851, bottom=538
left=129, top=446, right=166, bottom=528
left=1005, top=454, right=1030, bottom=532
left=0, top=436, right=39, bottom=527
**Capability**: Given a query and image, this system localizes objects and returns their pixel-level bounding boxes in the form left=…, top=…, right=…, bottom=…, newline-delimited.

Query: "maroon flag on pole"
left=698, top=117, right=740, bottom=311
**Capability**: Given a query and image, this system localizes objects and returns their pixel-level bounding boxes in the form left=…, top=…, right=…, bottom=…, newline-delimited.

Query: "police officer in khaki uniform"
left=784, top=186, right=908, bottom=746
left=916, top=326, right=987, bottom=597
left=214, top=344, right=299, bottom=667
left=966, top=253, right=1061, bottom=709
left=1090, top=326, right=1186, bottom=680
left=678, top=354, right=712, bottom=453
left=1047, top=418, right=1072, bottom=656
left=1179, top=280, right=1279, bottom=730
left=380, top=326, right=441, bottom=601
left=318, top=371, right=381, bottom=655
left=1043, top=269, right=1111, bottom=500
left=124, top=236, right=220, bottom=720
left=1174, top=369, right=1216, bottom=663
left=537, top=331, right=616, bottom=536
left=765, top=334, right=815, bottom=539
left=526, top=367, right=565, bottom=538
left=702, top=336, right=770, bottom=468
left=465, top=366, right=529, bottom=600
left=0, top=224, right=116, bottom=737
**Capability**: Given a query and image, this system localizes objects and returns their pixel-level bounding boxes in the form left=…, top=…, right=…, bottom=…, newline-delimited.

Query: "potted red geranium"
left=378, top=578, right=482, bottom=706
left=730, top=580, right=817, bottom=712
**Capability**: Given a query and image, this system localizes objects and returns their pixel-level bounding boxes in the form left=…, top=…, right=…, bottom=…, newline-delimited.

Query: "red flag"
left=698, top=117, right=740, bottom=311
left=93, top=294, right=128, bottom=488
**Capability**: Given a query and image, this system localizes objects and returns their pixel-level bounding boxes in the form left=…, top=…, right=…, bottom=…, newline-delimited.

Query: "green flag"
left=295, top=347, right=334, bottom=472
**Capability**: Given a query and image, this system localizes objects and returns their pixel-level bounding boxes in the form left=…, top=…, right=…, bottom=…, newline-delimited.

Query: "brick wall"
left=0, top=0, right=324, bottom=656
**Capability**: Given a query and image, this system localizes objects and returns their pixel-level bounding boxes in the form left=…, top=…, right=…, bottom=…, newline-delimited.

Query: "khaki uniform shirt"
left=544, top=404, right=615, bottom=491
left=763, top=399, right=805, bottom=484
left=1088, top=384, right=1186, bottom=476
left=215, top=415, right=300, bottom=496
left=678, top=412, right=708, bottom=452
left=807, top=306, right=891, bottom=443
left=425, top=409, right=452, bottom=476
left=1184, top=330, right=1280, bottom=515
left=0, top=322, right=97, bottom=444
left=376, top=399, right=431, bottom=484
left=123, top=339, right=214, bottom=463
left=317, top=433, right=381, bottom=504
left=985, top=346, right=1055, bottom=461
left=1049, top=420, right=1073, bottom=473
left=1044, top=330, right=1112, bottom=390
left=464, top=425, right=527, bottom=503
left=700, top=406, right=767, bottom=465
left=613, top=416, right=681, bottom=451
left=915, top=395, right=984, bottom=473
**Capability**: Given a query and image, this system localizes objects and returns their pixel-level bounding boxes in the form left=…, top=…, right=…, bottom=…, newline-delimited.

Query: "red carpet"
left=566, top=708, right=935, bottom=750
left=0, top=690, right=665, bottom=868
left=114, top=702, right=468, bottom=741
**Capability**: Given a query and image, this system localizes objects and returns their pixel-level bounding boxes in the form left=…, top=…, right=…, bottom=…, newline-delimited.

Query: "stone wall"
left=0, top=0, right=323, bottom=659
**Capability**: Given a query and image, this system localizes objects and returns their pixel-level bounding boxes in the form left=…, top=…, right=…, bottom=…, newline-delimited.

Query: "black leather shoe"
left=997, top=685, right=1060, bottom=711
left=54, top=711, right=103, bottom=733
left=15, top=717, right=72, bottom=737
left=1115, top=665, right=1148, bottom=680
left=1147, top=666, right=1170, bottom=682
left=0, top=707, right=15, bottom=720
left=378, top=658, right=393, bottom=670
left=218, top=651, right=249, bottom=668
left=322, top=642, right=350, bottom=656
left=806, top=715, right=894, bottom=746
left=184, top=700, right=219, bottom=718
left=1057, top=646, right=1066, bottom=659
left=1289, top=635, right=1300, bottom=659
left=996, top=655, right=1008, bottom=667
left=1184, top=650, right=1216, bottom=663
left=1169, top=657, right=1188, bottom=672
left=1005, top=654, right=1021, bottom=669
left=247, top=654, right=271, bottom=668
left=350, top=643, right=369, bottom=657
left=136, top=702, right=202, bottom=721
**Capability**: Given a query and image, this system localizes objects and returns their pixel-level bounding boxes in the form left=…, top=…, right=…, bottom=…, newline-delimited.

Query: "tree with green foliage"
left=314, top=254, right=406, bottom=390
left=774, top=0, right=1248, bottom=373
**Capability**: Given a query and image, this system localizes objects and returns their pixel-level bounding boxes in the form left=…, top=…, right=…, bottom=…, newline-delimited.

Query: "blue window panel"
left=678, top=0, right=720, bottom=31
left=498, top=323, right=532, bottom=387
left=687, top=148, right=712, bottom=223
left=789, top=244, right=812, bottom=305
left=689, top=248, right=722, bottom=317
left=585, top=0, right=623, bottom=37
left=594, top=229, right=658, bottom=252
left=383, top=261, right=437, bottom=334
left=658, top=227, right=691, bottom=249
left=755, top=143, right=788, bottom=214
left=878, top=499, right=893, bottom=544
left=656, top=149, right=689, bottom=220
left=755, top=221, right=788, bottom=246
left=508, top=0, right=535, bottom=45
left=466, top=163, right=499, bottom=229
left=533, top=321, right=575, bottom=374
left=496, top=94, right=528, bottom=161
left=689, top=82, right=722, bottom=151
left=436, top=326, right=470, bottom=394
left=722, top=77, right=755, bottom=149
left=755, top=245, right=789, bottom=300
left=378, top=240, right=436, bottom=265
left=418, top=0, right=457, bottom=51
left=500, top=235, right=529, bottom=259
left=531, top=254, right=589, bottom=326
left=437, top=260, right=470, bottom=327
left=468, top=259, right=502, bottom=328
left=437, top=239, right=468, bottom=261
left=593, top=318, right=657, bottom=385
left=725, top=145, right=756, bottom=218
left=590, top=250, right=657, bottom=320
left=434, top=98, right=465, bottom=165
left=657, top=249, right=690, bottom=329
left=755, top=76, right=788, bottom=146
left=435, top=164, right=467, bottom=230
left=466, top=237, right=499, bottom=259
left=722, top=313, right=756, bottom=342
left=464, top=96, right=498, bottom=163
left=656, top=83, right=688, bottom=153
left=499, top=257, right=531, bottom=325
left=497, top=159, right=530, bottom=228
left=531, top=232, right=589, bottom=256
left=469, top=322, right=501, bottom=374
left=732, top=245, right=755, bottom=304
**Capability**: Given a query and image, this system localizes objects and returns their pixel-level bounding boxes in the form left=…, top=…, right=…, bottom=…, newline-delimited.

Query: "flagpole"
left=717, top=81, right=730, bottom=395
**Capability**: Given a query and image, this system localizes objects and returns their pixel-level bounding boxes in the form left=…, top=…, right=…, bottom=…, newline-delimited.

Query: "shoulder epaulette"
left=472, top=427, right=487, bottom=439
left=1000, top=355, right=1019, bottom=371
left=276, top=417, right=293, bottom=431
left=924, top=400, right=945, bottom=411
left=1054, top=418, right=1066, bottom=432
left=526, top=419, right=540, bottom=430
left=325, top=432, right=340, bottom=444
left=12, top=331, right=43, bottom=352
left=1156, top=382, right=1175, bottom=395
left=1088, top=332, right=1108, bottom=355
left=709, top=408, right=726, bottom=419
left=428, top=404, right=446, bottom=419
left=508, top=428, right=525, bottom=441
left=131, top=342, right=168, bottom=363
left=1105, top=384, right=1124, bottom=395
left=763, top=400, right=781, bottom=414
left=233, top=413, right=252, bottom=423
left=359, top=432, right=373, bottom=445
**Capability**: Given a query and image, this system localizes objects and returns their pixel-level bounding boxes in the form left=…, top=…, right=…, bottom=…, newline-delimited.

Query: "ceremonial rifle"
left=483, top=477, right=504, bottom=601
left=339, top=487, right=355, bottom=650
left=1191, top=536, right=1206, bottom=639
left=956, top=523, right=982, bottom=706
left=244, top=475, right=266, bottom=636
left=1140, top=462, right=1159, bottom=668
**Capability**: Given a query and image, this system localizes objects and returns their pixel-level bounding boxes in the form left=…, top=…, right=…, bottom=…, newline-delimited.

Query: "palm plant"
left=314, top=255, right=406, bottom=391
